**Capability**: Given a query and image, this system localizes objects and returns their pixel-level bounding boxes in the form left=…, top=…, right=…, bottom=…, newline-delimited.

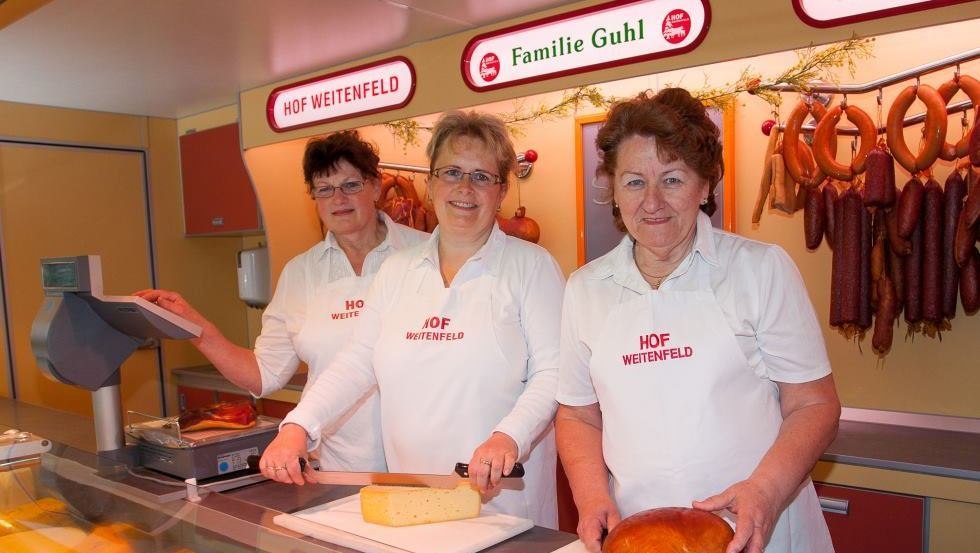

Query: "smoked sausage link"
left=782, top=101, right=812, bottom=186
left=921, top=179, right=944, bottom=324
left=813, top=104, right=876, bottom=181
left=886, top=84, right=948, bottom=173
left=859, top=202, right=873, bottom=330
left=804, top=182, right=826, bottom=249
left=886, top=207, right=911, bottom=256
left=904, top=216, right=924, bottom=325
left=823, top=184, right=839, bottom=249
left=864, top=141, right=897, bottom=207
left=872, top=275, right=897, bottom=355
left=964, top=168, right=980, bottom=230
left=839, top=189, right=864, bottom=326
left=961, top=247, right=980, bottom=315
left=829, top=191, right=845, bottom=327
left=871, top=209, right=887, bottom=285
left=890, top=245, right=906, bottom=314
left=943, top=171, right=967, bottom=318
left=897, top=178, right=924, bottom=239
left=938, top=76, right=980, bottom=160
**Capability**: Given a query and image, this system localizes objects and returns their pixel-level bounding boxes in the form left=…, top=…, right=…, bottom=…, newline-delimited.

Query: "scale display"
left=41, top=261, right=79, bottom=290
left=39, top=256, right=93, bottom=294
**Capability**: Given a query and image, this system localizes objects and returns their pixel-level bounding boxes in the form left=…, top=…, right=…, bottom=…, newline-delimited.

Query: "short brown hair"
left=426, top=110, right=516, bottom=187
left=302, top=130, right=380, bottom=194
left=596, top=88, right=723, bottom=230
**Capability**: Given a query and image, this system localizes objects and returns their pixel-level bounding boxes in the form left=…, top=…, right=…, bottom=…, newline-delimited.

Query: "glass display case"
left=0, top=417, right=576, bottom=552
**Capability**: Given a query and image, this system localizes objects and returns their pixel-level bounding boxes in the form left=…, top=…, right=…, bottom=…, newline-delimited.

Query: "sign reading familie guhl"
left=266, top=57, right=415, bottom=132
left=461, top=0, right=710, bottom=92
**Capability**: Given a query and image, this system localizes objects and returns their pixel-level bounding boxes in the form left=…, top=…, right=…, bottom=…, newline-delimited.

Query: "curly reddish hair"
left=595, top=88, right=723, bottom=231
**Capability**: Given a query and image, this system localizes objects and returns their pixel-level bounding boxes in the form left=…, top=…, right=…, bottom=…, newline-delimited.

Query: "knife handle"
left=455, top=462, right=525, bottom=478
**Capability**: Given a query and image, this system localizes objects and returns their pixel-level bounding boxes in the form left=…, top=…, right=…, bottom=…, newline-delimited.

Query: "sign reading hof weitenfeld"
left=266, top=57, right=416, bottom=132
left=460, top=0, right=710, bottom=92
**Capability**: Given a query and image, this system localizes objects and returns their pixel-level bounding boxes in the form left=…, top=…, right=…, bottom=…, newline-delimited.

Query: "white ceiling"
left=0, top=0, right=576, bottom=119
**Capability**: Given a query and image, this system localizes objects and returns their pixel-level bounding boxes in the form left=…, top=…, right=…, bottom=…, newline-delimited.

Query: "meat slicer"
left=30, top=255, right=277, bottom=481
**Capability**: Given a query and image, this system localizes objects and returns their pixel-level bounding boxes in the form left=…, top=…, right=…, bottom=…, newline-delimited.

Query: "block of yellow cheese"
left=359, top=483, right=481, bottom=527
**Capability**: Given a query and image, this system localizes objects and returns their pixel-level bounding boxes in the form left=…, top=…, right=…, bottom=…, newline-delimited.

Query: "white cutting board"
left=274, top=494, right=534, bottom=553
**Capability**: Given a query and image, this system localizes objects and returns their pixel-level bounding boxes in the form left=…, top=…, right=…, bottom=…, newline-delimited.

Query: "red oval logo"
left=662, top=9, right=691, bottom=44
left=479, top=53, right=500, bottom=82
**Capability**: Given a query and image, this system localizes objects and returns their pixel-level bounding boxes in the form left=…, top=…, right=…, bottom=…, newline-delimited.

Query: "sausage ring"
left=783, top=100, right=834, bottom=187
left=886, top=84, right=948, bottom=174
left=937, top=75, right=980, bottom=160
left=813, top=103, right=877, bottom=181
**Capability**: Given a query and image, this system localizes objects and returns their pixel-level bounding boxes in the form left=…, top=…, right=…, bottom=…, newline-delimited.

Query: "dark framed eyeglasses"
left=431, top=167, right=502, bottom=187
left=311, top=181, right=365, bottom=199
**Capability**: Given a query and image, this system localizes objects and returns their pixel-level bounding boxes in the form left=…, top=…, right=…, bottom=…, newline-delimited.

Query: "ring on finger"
left=479, top=458, right=492, bottom=466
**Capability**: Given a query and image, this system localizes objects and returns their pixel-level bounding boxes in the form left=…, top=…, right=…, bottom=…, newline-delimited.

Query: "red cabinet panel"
left=814, top=482, right=925, bottom=553
left=179, top=123, right=262, bottom=235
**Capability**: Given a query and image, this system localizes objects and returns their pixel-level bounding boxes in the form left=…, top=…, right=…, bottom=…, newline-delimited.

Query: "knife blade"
left=246, top=456, right=525, bottom=490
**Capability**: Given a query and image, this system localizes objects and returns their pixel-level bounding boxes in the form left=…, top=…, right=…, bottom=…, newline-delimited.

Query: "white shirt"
left=558, top=211, right=831, bottom=407
left=283, top=224, right=564, bottom=460
left=253, top=212, right=428, bottom=396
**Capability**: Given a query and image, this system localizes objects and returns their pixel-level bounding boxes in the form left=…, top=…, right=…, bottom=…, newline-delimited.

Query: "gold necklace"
left=633, top=244, right=676, bottom=289
left=636, top=267, right=671, bottom=289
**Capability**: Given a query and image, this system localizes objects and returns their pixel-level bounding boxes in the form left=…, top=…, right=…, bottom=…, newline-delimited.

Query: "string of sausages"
left=753, top=74, right=980, bottom=356
left=378, top=172, right=438, bottom=232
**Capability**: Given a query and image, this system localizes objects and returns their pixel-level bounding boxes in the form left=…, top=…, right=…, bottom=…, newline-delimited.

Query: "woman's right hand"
left=134, top=289, right=209, bottom=327
left=259, top=423, right=310, bottom=486
left=577, top=497, right=621, bottom=552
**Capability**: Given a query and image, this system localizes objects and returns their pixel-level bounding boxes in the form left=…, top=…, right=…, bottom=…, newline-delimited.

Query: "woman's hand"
left=577, top=496, right=621, bottom=553
left=693, top=478, right=777, bottom=553
left=467, top=432, right=519, bottom=494
left=134, top=289, right=212, bottom=335
left=259, top=423, right=310, bottom=486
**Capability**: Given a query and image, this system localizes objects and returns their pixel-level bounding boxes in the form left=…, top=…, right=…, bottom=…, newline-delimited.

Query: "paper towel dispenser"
left=237, top=246, right=270, bottom=308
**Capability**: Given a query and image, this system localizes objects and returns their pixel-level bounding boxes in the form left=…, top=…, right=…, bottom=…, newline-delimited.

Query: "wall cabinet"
left=179, top=123, right=262, bottom=235
left=814, top=482, right=925, bottom=553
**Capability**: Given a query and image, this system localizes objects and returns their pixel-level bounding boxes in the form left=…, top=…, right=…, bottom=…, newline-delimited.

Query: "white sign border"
left=460, top=0, right=712, bottom=92
left=266, top=56, right=417, bottom=133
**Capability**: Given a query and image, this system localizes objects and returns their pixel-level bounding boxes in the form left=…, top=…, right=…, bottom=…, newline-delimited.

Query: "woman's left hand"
left=467, top=432, right=519, bottom=494
left=693, top=478, right=777, bottom=553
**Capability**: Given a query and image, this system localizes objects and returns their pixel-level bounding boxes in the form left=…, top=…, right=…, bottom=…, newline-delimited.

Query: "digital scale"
left=29, top=255, right=278, bottom=482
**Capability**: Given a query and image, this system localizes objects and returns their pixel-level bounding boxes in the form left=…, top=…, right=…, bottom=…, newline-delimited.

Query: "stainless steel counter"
left=175, top=365, right=980, bottom=483
left=825, top=419, right=980, bottom=481
left=0, top=396, right=577, bottom=552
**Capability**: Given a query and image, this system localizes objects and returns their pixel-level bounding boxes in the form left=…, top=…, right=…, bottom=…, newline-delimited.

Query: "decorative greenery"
left=383, top=38, right=875, bottom=148
left=684, top=37, right=876, bottom=110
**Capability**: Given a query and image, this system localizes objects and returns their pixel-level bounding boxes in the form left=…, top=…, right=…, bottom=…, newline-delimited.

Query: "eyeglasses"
left=311, top=181, right=365, bottom=199
left=431, top=167, right=502, bottom=188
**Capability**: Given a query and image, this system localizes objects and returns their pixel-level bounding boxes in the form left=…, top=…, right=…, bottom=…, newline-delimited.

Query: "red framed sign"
left=266, top=56, right=416, bottom=132
left=461, top=0, right=711, bottom=92
left=792, top=0, right=976, bottom=28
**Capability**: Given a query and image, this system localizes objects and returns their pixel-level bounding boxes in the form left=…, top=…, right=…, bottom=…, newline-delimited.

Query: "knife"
left=246, top=456, right=525, bottom=490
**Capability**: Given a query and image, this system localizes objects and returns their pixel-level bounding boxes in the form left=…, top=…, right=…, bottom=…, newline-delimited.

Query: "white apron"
left=371, top=269, right=558, bottom=528
left=590, top=261, right=832, bottom=552
left=294, top=268, right=386, bottom=472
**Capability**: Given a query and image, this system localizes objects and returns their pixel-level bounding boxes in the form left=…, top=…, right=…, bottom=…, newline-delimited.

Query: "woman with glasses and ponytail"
left=261, top=111, right=564, bottom=529
left=137, top=130, right=428, bottom=472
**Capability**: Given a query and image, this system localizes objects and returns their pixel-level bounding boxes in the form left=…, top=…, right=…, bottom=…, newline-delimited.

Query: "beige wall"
left=239, top=0, right=980, bottom=150
left=243, top=18, right=980, bottom=419
left=0, top=100, right=250, bottom=415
